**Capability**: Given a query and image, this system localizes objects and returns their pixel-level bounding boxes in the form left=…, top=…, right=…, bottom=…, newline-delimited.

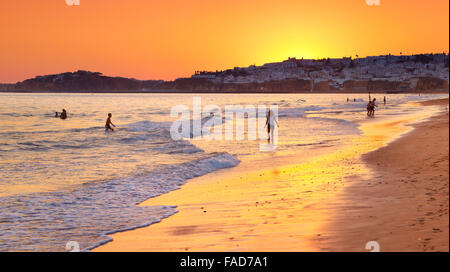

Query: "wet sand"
left=315, top=98, right=449, bottom=251
left=94, top=98, right=448, bottom=252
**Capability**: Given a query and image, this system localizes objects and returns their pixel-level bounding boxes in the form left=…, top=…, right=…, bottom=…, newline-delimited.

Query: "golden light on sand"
left=95, top=107, right=443, bottom=252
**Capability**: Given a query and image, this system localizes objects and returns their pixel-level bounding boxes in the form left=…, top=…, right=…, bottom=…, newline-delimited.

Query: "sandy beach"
left=94, top=98, right=449, bottom=252
left=313, top=98, right=449, bottom=251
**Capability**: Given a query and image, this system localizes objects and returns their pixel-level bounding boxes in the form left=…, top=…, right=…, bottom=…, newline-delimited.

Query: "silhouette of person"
left=264, top=110, right=279, bottom=144
left=105, top=113, right=116, bottom=132
left=369, top=98, right=377, bottom=117
left=60, top=109, right=67, bottom=119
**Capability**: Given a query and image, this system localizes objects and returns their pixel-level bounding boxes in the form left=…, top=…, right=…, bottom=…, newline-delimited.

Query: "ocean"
left=0, top=92, right=446, bottom=251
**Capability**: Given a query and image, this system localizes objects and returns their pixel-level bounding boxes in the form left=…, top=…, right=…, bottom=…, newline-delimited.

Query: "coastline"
left=94, top=98, right=448, bottom=252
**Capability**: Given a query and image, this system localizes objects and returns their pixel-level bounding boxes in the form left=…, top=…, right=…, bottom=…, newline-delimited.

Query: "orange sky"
left=0, top=0, right=448, bottom=83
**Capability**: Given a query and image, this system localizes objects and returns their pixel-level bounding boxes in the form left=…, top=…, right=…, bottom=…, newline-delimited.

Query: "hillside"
left=0, top=70, right=163, bottom=92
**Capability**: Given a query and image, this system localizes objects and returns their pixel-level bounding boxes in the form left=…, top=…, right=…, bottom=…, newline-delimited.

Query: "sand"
left=313, top=98, right=449, bottom=251
left=94, top=98, right=448, bottom=252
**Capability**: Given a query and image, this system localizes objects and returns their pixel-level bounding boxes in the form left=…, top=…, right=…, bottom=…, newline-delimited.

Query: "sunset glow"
left=1, top=0, right=448, bottom=83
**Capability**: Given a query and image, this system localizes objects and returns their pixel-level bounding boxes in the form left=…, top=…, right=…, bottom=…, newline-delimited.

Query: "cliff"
left=342, top=77, right=448, bottom=93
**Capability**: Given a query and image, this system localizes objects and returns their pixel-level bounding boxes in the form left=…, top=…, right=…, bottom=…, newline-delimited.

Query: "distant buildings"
left=188, top=53, right=449, bottom=89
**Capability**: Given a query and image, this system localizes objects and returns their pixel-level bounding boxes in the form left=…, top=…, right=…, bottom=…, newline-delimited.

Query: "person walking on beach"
left=264, top=110, right=279, bottom=144
left=105, top=113, right=116, bottom=132
left=60, top=109, right=67, bottom=120
left=383, top=96, right=386, bottom=105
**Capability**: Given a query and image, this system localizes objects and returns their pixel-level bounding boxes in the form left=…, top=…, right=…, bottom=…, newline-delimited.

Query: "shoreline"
left=313, top=98, right=449, bottom=251
left=94, top=98, right=448, bottom=252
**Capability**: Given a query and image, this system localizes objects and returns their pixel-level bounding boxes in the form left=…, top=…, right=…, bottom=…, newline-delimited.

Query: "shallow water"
left=0, top=92, right=446, bottom=251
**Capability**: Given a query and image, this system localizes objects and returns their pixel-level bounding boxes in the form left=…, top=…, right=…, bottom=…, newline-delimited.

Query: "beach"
left=4, top=93, right=447, bottom=251
left=2, top=0, right=449, bottom=257
left=94, top=98, right=449, bottom=252
left=313, top=98, right=449, bottom=251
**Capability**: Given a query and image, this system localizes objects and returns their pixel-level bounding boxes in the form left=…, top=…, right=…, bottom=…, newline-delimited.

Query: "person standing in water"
left=369, top=98, right=377, bottom=117
left=60, top=109, right=67, bottom=119
left=383, top=96, right=386, bottom=105
left=264, top=110, right=279, bottom=144
left=105, top=113, right=116, bottom=132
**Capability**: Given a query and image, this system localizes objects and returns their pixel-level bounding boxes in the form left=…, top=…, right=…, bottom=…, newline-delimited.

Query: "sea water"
left=0, top=92, right=446, bottom=251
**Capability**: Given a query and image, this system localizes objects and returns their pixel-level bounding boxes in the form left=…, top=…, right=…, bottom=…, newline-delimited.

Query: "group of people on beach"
left=366, top=98, right=377, bottom=117
left=366, top=95, right=387, bottom=117
left=348, top=94, right=386, bottom=117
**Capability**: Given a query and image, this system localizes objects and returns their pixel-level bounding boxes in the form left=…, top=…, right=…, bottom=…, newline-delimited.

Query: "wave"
left=278, top=106, right=325, bottom=117
left=2, top=120, right=205, bottom=153
left=0, top=112, right=34, bottom=118
left=0, top=152, right=240, bottom=252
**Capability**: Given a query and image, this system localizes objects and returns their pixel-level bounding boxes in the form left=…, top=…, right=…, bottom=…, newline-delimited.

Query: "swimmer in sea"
left=60, top=109, right=67, bottom=119
left=105, top=113, right=116, bottom=132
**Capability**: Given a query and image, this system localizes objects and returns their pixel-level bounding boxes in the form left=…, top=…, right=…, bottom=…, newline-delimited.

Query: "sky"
left=0, top=0, right=449, bottom=83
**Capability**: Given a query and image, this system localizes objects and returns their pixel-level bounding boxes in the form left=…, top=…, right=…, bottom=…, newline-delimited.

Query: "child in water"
left=105, top=113, right=116, bottom=132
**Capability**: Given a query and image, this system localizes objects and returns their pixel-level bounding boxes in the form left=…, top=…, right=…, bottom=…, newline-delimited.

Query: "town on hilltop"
left=1, top=53, right=448, bottom=93
left=190, top=53, right=449, bottom=92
